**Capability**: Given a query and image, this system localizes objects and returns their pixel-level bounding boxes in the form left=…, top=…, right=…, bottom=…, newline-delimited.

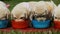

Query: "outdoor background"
left=1, top=0, right=60, bottom=11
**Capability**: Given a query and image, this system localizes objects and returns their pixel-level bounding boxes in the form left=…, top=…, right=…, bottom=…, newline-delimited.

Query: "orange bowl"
left=11, top=20, right=29, bottom=29
left=54, top=21, right=60, bottom=29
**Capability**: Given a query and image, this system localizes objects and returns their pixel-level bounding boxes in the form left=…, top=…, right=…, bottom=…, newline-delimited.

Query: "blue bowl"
left=0, top=20, right=8, bottom=28
left=32, top=20, right=51, bottom=28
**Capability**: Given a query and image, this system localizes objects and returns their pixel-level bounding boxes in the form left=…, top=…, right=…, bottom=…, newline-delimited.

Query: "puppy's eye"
left=55, top=17, right=60, bottom=20
left=20, top=17, right=25, bottom=19
left=55, top=17, right=57, bottom=19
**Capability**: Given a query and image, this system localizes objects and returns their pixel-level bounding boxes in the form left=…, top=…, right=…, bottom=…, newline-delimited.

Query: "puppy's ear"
left=24, top=13, right=28, bottom=19
left=29, top=11, right=35, bottom=21
left=27, top=11, right=31, bottom=19
left=50, top=0, right=57, bottom=8
left=24, top=9, right=29, bottom=19
left=0, top=1, right=6, bottom=6
left=11, top=14, right=15, bottom=20
left=6, top=4, right=10, bottom=8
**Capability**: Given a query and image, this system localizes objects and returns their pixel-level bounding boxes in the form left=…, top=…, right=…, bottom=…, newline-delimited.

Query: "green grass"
left=3, top=0, right=60, bottom=11
left=0, top=30, right=60, bottom=34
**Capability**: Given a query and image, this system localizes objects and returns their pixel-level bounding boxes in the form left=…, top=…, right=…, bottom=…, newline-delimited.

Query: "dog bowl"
left=32, top=19, right=51, bottom=28
left=54, top=21, right=60, bottom=29
left=0, top=20, right=8, bottom=28
left=11, top=20, right=29, bottom=29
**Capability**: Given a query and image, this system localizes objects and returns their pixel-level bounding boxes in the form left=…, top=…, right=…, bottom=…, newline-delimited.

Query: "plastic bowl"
left=54, top=21, right=60, bottom=29
left=32, top=19, right=51, bottom=28
left=0, top=20, right=8, bottom=28
left=11, top=20, right=29, bottom=29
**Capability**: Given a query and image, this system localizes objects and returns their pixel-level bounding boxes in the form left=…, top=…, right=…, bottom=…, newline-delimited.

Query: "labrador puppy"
left=11, top=2, right=30, bottom=21
left=0, top=1, right=10, bottom=20
left=53, top=4, right=60, bottom=21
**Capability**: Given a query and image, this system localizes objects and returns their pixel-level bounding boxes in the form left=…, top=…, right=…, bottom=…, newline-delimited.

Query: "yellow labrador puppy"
left=0, top=1, right=10, bottom=20
left=32, top=1, right=47, bottom=21
left=53, top=4, right=60, bottom=21
left=11, top=2, right=30, bottom=21
left=34, top=1, right=56, bottom=21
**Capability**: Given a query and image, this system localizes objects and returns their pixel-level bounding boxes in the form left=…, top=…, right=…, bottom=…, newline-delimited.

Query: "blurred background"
left=0, top=0, right=60, bottom=11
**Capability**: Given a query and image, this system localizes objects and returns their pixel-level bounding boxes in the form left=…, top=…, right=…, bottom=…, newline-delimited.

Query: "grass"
left=0, top=29, right=60, bottom=34
left=0, top=30, right=57, bottom=34
left=3, top=0, right=60, bottom=11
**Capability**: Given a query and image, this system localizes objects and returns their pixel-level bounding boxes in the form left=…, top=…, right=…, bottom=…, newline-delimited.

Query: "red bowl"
left=54, top=21, right=60, bottom=29
left=11, top=20, right=29, bottom=29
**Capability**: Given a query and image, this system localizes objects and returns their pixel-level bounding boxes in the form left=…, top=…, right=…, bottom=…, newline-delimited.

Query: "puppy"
left=0, top=1, right=6, bottom=7
left=0, top=1, right=10, bottom=20
left=29, top=1, right=56, bottom=21
left=32, top=1, right=47, bottom=21
left=45, top=1, right=57, bottom=20
left=11, top=2, right=30, bottom=21
left=53, top=4, right=60, bottom=21
left=35, top=1, right=56, bottom=21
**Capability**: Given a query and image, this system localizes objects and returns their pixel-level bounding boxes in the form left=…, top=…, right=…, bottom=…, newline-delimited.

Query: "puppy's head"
left=0, top=1, right=6, bottom=6
left=0, top=5, right=10, bottom=20
left=0, top=1, right=10, bottom=8
left=11, top=2, right=30, bottom=21
left=29, top=1, right=48, bottom=21
left=35, top=1, right=48, bottom=16
left=11, top=8, right=28, bottom=21
left=54, top=4, right=60, bottom=21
